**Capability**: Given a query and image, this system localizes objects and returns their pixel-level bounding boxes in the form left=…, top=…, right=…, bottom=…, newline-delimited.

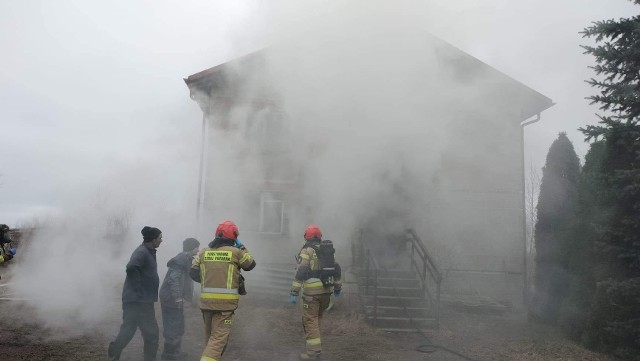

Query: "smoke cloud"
left=197, top=0, right=514, bottom=263
left=8, top=124, right=202, bottom=333
left=7, top=0, right=629, bottom=335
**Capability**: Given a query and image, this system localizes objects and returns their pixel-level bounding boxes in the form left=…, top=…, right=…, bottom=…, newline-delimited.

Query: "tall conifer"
left=532, top=133, right=580, bottom=322
left=557, top=141, right=605, bottom=339
left=580, top=2, right=640, bottom=358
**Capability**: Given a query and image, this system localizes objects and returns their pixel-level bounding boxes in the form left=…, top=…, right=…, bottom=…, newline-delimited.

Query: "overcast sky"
left=0, top=0, right=637, bottom=227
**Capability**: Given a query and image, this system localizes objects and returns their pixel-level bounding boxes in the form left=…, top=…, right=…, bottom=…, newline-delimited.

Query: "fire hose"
left=389, top=286, right=479, bottom=361
left=415, top=328, right=479, bottom=361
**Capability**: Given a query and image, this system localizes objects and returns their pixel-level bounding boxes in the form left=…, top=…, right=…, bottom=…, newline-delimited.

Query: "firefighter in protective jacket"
left=290, top=224, right=342, bottom=360
left=190, top=220, right=255, bottom=361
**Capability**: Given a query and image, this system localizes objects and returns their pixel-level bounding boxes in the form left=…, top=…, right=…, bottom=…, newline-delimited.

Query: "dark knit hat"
left=183, top=238, right=200, bottom=252
left=141, top=226, right=162, bottom=242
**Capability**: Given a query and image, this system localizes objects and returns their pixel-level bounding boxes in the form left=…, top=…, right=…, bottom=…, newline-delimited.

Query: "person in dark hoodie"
left=190, top=220, right=256, bottom=361
left=159, top=237, right=200, bottom=360
left=108, top=226, right=163, bottom=361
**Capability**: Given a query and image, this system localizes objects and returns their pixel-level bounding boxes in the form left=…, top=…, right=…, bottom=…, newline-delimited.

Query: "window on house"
left=248, top=105, right=286, bottom=154
left=259, top=192, right=284, bottom=233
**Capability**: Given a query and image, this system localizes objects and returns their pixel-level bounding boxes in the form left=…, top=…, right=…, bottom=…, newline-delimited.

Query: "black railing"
left=353, top=230, right=381, bottom=326
left=364, top=248, right=380, bottom=326
left=406, top=228, right=442, bottom=326
left=353, top=228, right=442, bottom=328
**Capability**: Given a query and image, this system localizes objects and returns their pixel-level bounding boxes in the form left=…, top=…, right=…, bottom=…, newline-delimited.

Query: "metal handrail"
left=364, top=248, right=380, bottom=326
left=354, top=229, right=441, bottom=328
left=406, top=228, right=442, bottom=326
left=354, top=230, right=382, bottom=327
left=407, top=229, right=442, bottom=283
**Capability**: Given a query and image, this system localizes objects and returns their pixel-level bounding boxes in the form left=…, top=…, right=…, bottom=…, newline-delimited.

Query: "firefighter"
left=190, top=220, right=256, bottom=361
left=159, top=237, right=200, bottom=360
left=290, top=224, right=342, bottom=361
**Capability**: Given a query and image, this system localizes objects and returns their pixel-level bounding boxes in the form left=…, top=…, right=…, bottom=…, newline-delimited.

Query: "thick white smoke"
left=8, top=126, right=201, bottom=334
left=261, top=1, right=461, bottom=242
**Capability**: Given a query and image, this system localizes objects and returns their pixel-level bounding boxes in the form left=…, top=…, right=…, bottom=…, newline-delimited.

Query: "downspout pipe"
left=196, top=112, right=208, bottom=231
left=520, top=113, right=541, bottom=307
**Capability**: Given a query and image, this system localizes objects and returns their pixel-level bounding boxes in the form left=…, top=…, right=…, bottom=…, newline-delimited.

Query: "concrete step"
left=245, top=275, right=291, bottom=285
left=362, top=295, right=431, bottom=308
left=244, top=281, right=291, bottom=293
left=360, top=268, right=416, bottom=279
left=243, top=286, right=288, bottom=299
left=252, top=267, right=296, bottom=279
left=359, top=277, right=419, bottom=288
left=359, top=286, right=424, bottom=298
left=363, top=305, right=434, bottom=318
left=242, top=262, right=295, bottom=295
left=365, top=315, right=437, bottom=330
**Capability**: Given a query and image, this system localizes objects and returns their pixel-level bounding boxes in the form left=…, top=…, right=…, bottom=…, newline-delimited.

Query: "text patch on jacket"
left=204, top=251, right=232, bottom=262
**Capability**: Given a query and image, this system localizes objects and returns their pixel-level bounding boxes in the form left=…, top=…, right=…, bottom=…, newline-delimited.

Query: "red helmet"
left=304, top=224, right=322, bottom=240
left=215, top=220, right=239, bottom=240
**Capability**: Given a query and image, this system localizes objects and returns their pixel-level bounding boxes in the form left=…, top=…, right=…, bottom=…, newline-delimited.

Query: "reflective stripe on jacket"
left=192, top=245, right=254, bottom=311
left=291, top=245, right=342, bottom=296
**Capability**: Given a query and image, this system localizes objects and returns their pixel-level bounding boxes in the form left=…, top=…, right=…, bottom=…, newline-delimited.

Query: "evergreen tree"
left=557, top=141, right=606, bottom=339
left=580, top=2, right=640, bottom=358
left=532, top=132, right=580, bottom=322
left=582, top=0, right=640, bottom=134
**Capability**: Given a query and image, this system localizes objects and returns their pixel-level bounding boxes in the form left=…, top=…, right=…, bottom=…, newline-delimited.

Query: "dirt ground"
left=0, top=287, right=618, bottom=361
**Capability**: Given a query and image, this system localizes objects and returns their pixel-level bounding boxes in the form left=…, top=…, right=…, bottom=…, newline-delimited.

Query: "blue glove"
left=334, top=289, right=341, bottom=297
left=289, top=295, right=297, bottom=304
left=8, top=248, right=16, bottom=255
left=235, top=239, right=244, bottom=248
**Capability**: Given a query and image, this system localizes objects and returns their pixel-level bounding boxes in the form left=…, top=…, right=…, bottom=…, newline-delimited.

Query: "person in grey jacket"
left=108, top=226, right=163, bottom=361
left=159, top=237, right=200, bottom=360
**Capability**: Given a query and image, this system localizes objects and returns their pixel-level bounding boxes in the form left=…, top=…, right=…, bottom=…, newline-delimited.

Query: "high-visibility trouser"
left=200, top=310, right=234, bottom=361
left=302, top=293, right=331, bottom=353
